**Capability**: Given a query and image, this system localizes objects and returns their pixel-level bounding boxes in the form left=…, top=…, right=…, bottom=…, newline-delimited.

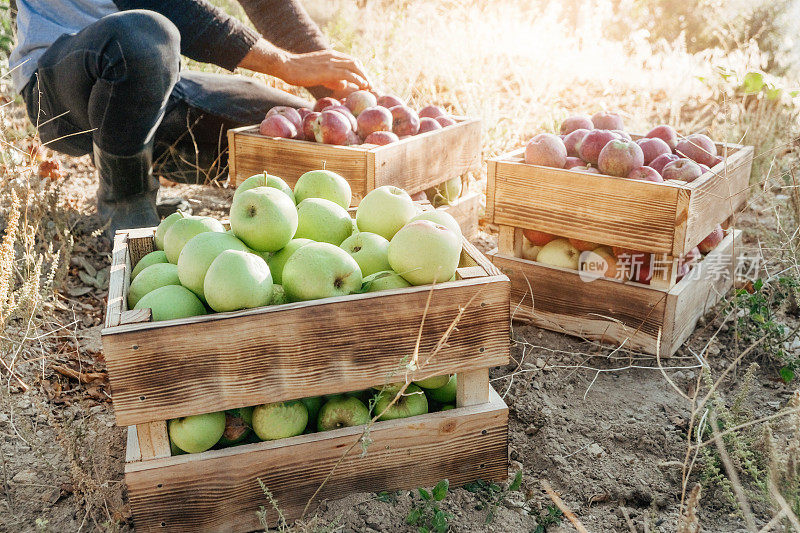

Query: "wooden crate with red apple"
left=102, top=223, right=510, bottom=532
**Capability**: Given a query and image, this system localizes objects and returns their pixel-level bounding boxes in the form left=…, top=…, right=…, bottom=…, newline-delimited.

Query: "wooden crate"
left=227, top=118, right=482, bottom=203
left=102, top=225, right=510, bottom=531
left=486, top=138, right=753, bottom=257
left=488, top=229, right=741, bottom=355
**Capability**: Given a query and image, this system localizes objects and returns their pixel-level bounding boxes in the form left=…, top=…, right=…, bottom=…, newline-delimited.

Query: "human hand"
left=276, top=50, right=372, bottom=91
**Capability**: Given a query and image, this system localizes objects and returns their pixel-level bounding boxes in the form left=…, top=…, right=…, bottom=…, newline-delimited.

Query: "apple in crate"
left=294, top=169, right=352, bottom=208
left=598, top=139, right=644, bottom=178
left=131, top=250, right=168, bottom=280
left=578, top=129, right=617, bottom=166
left=364, top=131, right=399, bottom=145
left=436, top=116, right=457, bottom=127
left=168, top=411, right=226, bottom=454
left=266, top=106, right=303, bottom=135
left=627, top=166, right=663, bottom=183
left=409, top=210, right=462, bottom=240
left=317, top=396, right=371, bottom=431
left=415, top=375, right=450, bottom=389
left=322, top=104, right=358, bottom=130
left=252, top=401, right=308, bottom=441
left=134, top=285, right=206, bottom=321
left=524, top=133, right=567, bottom=168
left=425, top=375, right=456, bottom=403
left=649, top=152, right=680, bottom=174
left=345, top=90, right=378, bottom=116
left=377, top=94, right=404, bottom=108
left=356, top=186, right=417, bottom=240
left=662, top=159, right=703, bottom=183
left=390, top=105, right=420, bottom=136
left=388, top=220, right=461, bottom=285
left=204, top=250, right=273, bottom=312
left=569, top=166, right=601, bottom=174
left=522, top=229, right=555, bottom=246
left=676, top=134, right=718, bottom=167
left=219, top=407, right=254, bottom=446
left=636, top=137, right=671, bottom=165
left=163, top=216, right=225, bottom=264
left=426, top=176, right=462, bottom=207
left=154, top=211, right=188, bottom=251
left=295, top=198, right=353, bottom=245
left=568, top=237, right=600, bottom=252
left=313, top=97, right=339, bottom=112
left=302, top=111, right=320, bottom=141
left=230, top=187, right=298, bottom=252
left=418, top=117, right=442, bottom=133
left=419, top=105, right=446, bottom=119
left=563, top=128, right=589, bottom=158
left=645, top=125, right=679, bottom=150
left=356, top=106, right=393, bottom=138
left=698, top=224, right=724, bottom=253
left=177, top=232, right=250, bottom=301
left=579, top=246, right=619, bottom=279
left=259, top=114, right=297, bottom=139
left=361, top=270, right=411, bottom=292
left=373, top=383, right=429, bottom=421
left=521, top=240, right=541, bottom=261
left=591, top=111, right=624, bottom=130
left=311, top=110, right=351, bottom=145
left=283, top=242, right=363, bottom=301
left=128, top=263, right=180, bottom=307
left=267, top=238, right=313, bottom=285
left=536, top=238, right=580, bottom=270
left=340, top=231, right=391, bottom=276
left=235, top=172, right=296, bottom=204
left=560, top=114, right=593, bottom=135
left=564, top=157, right=584, bottom=169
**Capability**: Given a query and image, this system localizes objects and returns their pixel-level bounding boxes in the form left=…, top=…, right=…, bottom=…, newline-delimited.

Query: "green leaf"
left=433, top=479, right=449, bottom=501
left=406, top=508, right=422, bottom=525
left=766, top=86, right=783, bottom=101
left=509, top=470, right=523, bottom=491
left=742, top=72, right=765, bottom=94
left=419, top=488, right=431, bottom=500
left=779, top=366, right=795, bottom=383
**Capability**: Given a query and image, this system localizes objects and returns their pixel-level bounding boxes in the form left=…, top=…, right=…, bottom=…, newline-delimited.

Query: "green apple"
left=409, top=210, right=462, bottom=241
left=350, top=218, right=359, bottom=236
left=170, top=440, right=187, bottom=455
left=168, top=411, right=226, bottom=454
left=300, top=396, right=323, bottom=427
left=267, top=238, right=313, bottom=284
left=131, top=250, right=168, bottom=280
left=536, top=238, right=580, bottom=270
left=361, top=270, right=411, bottom=292
left=339, top=231, right=391, bottom=276
left=317, top=396, right=370, bottom=431
left=426, top=176, right=462, bottom=206
left=282, top=242, right=362, bottom=301
left=230, top=186, right=298, bottom=252
left=155, top=211, right=188, bottom=251
left=425, top=374, right=457, bottom=403
left=218, top=407, right=254, bottom=446
left=235, top=172, right=296, bottom=204
left=133, top=284, right=206, bottom=322
left=373, top=383, right=428, bottom=421
left=388, top=220, right=461, bottom=285
left=163, top=216, right=225, bottom=264
left=177, top=232, right=250, bottom=300
left=252, top=400, right=308, bottom=441
left=415, top=374, right=450, bottom=389
left=127, top=262, right=181, bottom=308
left=270, top=284, right=288, bottom=305
left=293, top=169, right=352, bottom=208
left=203, top=250, right=273, bottom=312
left=294, top=198, right=352, bottom=245
left=440, top=404, right=455, bottom=411
left=356, top=186, right=417, bottom=240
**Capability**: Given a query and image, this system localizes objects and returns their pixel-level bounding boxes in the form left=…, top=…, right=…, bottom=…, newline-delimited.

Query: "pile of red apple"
left=258, top=90, right=458, bottom=146
left=521, top=225, right=726, bottom=285
left=523, top=111, right=724, bottom=184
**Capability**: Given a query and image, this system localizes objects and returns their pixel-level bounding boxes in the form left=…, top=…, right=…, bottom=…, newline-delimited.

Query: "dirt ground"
left=1, top=142, right=797, bottom=533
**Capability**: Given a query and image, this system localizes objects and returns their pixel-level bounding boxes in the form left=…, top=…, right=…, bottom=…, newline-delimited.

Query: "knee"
left=104, top=11, right=181, bottom=77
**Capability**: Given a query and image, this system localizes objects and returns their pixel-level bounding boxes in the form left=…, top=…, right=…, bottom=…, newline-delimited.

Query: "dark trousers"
left=21, top=9, right=311, bottom=184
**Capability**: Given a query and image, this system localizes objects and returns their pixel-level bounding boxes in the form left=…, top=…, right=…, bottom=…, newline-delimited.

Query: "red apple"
left=578, top=129, right=618, bottom=166
left=322, top=104, right=357, bottom=130
left=636, top=137, right=671, bottom=165
left=311, top=110, right=351, bottom=145
left=259, top=114, right=297, bottom=139
left=377, top=94, right=405, bottom=108
left=597, top=139, right=644, bottom=177
left=410, top=190, right=427, bottom=202
left=649, top=153, right=680, bottom=174
left=418, top=117, right=442, bottom=133
left=266, top=106, right=303, bottom=133
left=524, top=133, right=567, bottom=168
left=559, top=114, right=593, bottom=135
left=363, top=130, right=399, bottom=145
left=346, top=130, right=362, bottom=145
left=676, top=134, right=717, bottom=167
left=568, top=238, right=599, bottom=251
left=698, top=164, right=711, bottom=175
left=390, top=105, right=420, bottom=136
left=297, top=107, right=313, bottom=120
left=612, top=130, right=632, bottom=140
left=627, top=166, right=663, bottom=182
left=357, top=106, right=393, bottom=138
left=313, top=97, right=340, bottom=112
left=645, top=125, right=678, bottom=150
left=302, top=111, right=320, bottom=141
left=568, top=166, right=601, bottom=174
left=419, top=105, right=446, bottom=119
left=564, top=157, right=584, bottom=169
left=711, top=156, right=724, bottom=167
left=435, top=116, right=457, bottom=127
left=591, top=111, right=625, bottom=130
left=563, top=128, right=589, bottom=158
left=345, top=90, right=378, bottom=116
left=698, top=225, right=724, bottom=253
left=522, top=229, right=556, bottom=246
left=662, top=159, right=703, bottom=182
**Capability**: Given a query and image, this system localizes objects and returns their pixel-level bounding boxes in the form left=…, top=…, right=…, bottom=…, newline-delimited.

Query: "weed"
left=406, top=479, right=452, bottom=533
left=463, top=470, right=523, bottom=525
left=532, top=504, right=563, bottom=533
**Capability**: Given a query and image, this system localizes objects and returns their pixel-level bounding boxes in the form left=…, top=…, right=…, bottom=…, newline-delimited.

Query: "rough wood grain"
left=456, top=266, right=487, bottom=280
left=125, top=390, right=508, bottom=532
left=457, top=368, right=490, bottom=407
left=105, top=233, right=129, bottom=328
left=127, top=228, right=156, bottom=268
left=136, top=421, right=171, bottom=460
left=127, top=425, right=142, bottom=463
left=102, top=257, right=510, bottom=426
left=439, top=190, right=481, bottom=240
left=120, top=308, right=151, bottom=325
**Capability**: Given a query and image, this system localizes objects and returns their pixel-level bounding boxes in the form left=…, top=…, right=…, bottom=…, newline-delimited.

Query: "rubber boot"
left=95, top=142, right=161, bottom=240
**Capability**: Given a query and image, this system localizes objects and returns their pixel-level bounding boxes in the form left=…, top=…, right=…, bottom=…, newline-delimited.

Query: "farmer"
left=9, top=0, right=371, bottom=238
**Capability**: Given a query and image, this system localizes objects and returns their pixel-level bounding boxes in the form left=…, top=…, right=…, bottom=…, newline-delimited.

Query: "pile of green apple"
left=127, top=170, right=465, bottom=322
left=167, top=374, right=458, bottom=454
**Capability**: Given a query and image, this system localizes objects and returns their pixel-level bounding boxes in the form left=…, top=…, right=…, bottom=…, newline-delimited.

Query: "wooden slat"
left=456, top=368, right=490, bottom=407
left=136, top=421, right=171, bottom=460
left=226, top=129, right=237, bottom=188
left=485, top=158, right=498, bottom=223
left=119, top=308, right=151, bottom=325
left=126, top=426, right=142, bottom=463
left=498, top=225, right=516, bottom=256
left=649, top=253, right=678, bottom=290
left=371, top=118, right=482, bottom=194
left=125, top=389, right=508, bottom=532
left=126, top=228, right=156, bottom=267
left=438, top=189, right=481, bottom=241
left=456, top=266, right=487, bottom=280
left=664, top=230, right=740, bottom=354
left=104, top=232, right=129, bottom=328
left=489, top=251, right=669, bottom=353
